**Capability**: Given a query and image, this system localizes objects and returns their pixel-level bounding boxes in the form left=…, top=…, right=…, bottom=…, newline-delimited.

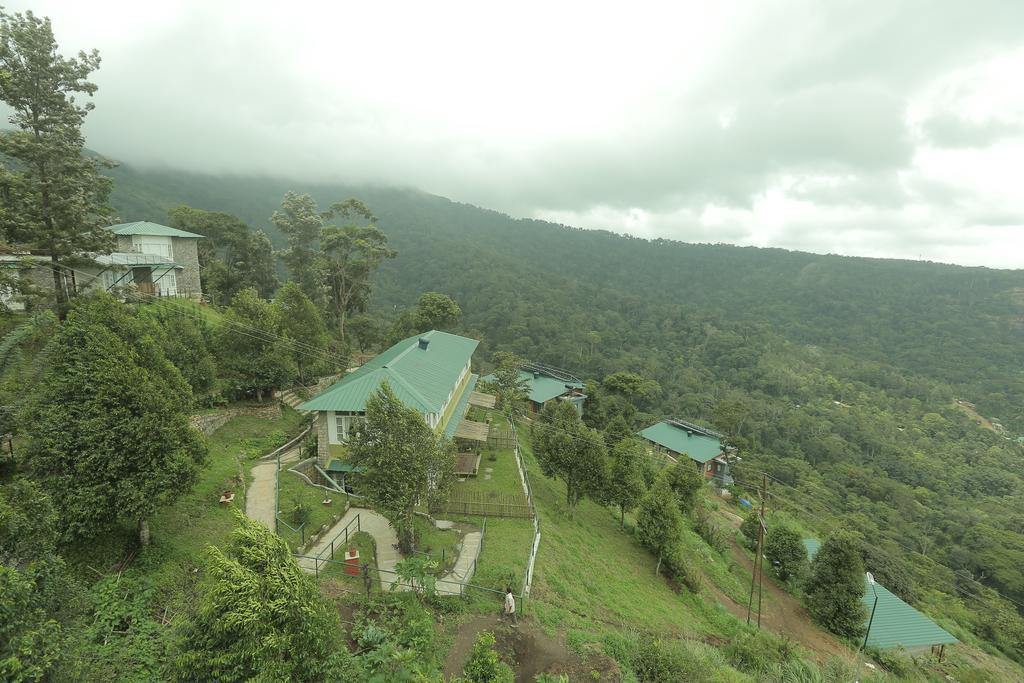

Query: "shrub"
left=463, top=631, right=514, bottom=683
left=740, top=510, right=760, bottom=549
left=764, top=523, right=807, bottom=583
left=871, top=646, right=915, bottom=678
left=694, top=510, right=730, bottom=553
left=602, top=632, right=730, bottom=682
left=723, top=631, right=797, bottom=674
left=288, top=499, right=311, bottom=526
left=664, top=546, right=703, bottom=593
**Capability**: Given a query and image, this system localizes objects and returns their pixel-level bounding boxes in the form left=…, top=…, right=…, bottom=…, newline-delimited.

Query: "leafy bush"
left=870, top=646, right=915, bottom=678
left=740, top=510, right=760, bottom=549
left=602, top=632, right=731, bottom=682
left=694, top=510, right=730, bottom=553
left=288, top=499, right=311, bottom=526
left=723, top=631, right=798, bottom=674
left=663, top=546, right=703, bottom=593
left=463, top=631, right=514, bottom=683
left=764, top=523, right=807, bottom=583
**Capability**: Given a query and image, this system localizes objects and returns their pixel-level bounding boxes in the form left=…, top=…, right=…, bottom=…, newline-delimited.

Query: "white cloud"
left=3, top=0, right=1024, bottom=268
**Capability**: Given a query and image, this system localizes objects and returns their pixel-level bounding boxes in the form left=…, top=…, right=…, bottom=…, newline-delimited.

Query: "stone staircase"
left=278, top=388, right=308, bottom=414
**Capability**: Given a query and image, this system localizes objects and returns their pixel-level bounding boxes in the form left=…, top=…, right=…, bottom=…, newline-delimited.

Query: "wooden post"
left=757, top=475, right=768, bottom=629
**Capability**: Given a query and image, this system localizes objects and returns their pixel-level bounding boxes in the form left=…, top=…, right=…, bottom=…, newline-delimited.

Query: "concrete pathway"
left=437, top=531, right=482, bottom=596
left=244, top=446, right=300, bottom=530
left=297, top=507, right=404, bottom=591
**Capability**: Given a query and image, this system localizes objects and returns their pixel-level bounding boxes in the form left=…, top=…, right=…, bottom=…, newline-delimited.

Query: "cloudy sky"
left=8, top=1, right=1024, bottom=268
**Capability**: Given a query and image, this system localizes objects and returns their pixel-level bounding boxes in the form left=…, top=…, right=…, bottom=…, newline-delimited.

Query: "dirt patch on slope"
left=444, top=614, right=620, bottom=682
left=716, top=535, right=851, bottom=661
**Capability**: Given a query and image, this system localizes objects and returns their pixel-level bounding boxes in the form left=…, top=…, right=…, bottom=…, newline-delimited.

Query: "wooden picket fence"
left=487, top=426, right=516, bottom=450
left=444, top=490, right=533, bottom=518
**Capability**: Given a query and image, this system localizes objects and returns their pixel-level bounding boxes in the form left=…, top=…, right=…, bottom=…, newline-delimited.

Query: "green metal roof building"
left=106, top=221, right=204, bottom=239
left=638, top=419, right=732, bottom=483
left=301, top=330, right=480, bottom=468
left=481, top=362, right=586, bottom=415
left=802, top=539, right=959, bottom=651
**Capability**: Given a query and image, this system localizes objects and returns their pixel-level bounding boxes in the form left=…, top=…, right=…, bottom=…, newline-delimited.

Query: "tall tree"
left=414, top=291, right=462, bottom=331
left=271, top=191, right=323, bottom=301
left=173, top=512, right=352, bottom=681
left=167, top=206, right=278, bottom=302
left=806, top=534, right=867, bottom=638
left=491, top=351, right=529, bottom=422
left=273, top=281, right=332, bottom=383
left=0, top=9, right=114, bottom=310
left=532, top=400, right=609, bottom=517
left=765, top=523, right=808, bottom=583
left=22, top=295, right=206, bottom=544
left=216, top=288, right=297, bottom=401
left=140, top=304, right=217, bottom=398
left=608, top=437, right=647, bottom=528
left=664, top=458, right=704, bottom=517
left=388, top=291, right=463, bottom=344
left=635, top=477, right=684, bottom=575
left=0, top=480, right=63, bottom=681
left=348, top=382, right=455, bottom=552
left=318, top=199, right=396, bottom=342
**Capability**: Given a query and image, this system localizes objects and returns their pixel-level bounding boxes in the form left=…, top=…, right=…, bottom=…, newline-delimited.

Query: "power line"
left=526, top=418, right=1024, bottom=615
left=744, top=471, right=1024, bottom=614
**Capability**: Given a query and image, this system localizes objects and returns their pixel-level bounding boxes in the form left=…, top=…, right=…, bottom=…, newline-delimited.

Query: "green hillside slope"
left=106, top=162, right=1024, bottom=662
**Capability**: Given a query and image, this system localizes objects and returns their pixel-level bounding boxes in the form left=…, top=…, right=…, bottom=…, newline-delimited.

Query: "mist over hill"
left=109, top=162, right=1024, bottom=433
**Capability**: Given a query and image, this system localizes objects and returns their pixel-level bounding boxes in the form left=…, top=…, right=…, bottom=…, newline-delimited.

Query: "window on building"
left=334, top=412, right=365, bottom=442
left=156, top=269, right=177, bottom=296
left=131, top=235, right=173, bottom=258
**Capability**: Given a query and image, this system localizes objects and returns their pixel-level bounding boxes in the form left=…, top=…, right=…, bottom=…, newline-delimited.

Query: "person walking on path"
left=503, top=587, right=517, bottom=625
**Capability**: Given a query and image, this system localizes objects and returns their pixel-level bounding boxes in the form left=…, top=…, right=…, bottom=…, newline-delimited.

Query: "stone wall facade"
left=317, top=412, right=330, bottom=468
left=170, top=237, right=202, bottom=299
left=190, top=403, right=283, bottom=436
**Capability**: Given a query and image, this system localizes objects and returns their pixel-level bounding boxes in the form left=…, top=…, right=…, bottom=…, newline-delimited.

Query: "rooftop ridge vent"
left=666, top=418, right=723, bottom=440
left=520, top=361, right=583, bottom=384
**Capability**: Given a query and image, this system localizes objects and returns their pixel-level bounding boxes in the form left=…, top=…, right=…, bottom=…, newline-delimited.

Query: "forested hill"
left=110, top=161, right=1024, bottom=654
left=109, top=162, right=1024, bottom=432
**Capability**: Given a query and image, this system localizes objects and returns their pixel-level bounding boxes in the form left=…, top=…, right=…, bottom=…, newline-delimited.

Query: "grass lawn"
left=448, top=410, right=529, bottom=518
left=463, top=515, right=535, bottom=595
left=517, top=425, right=741, bottom=640
left=317, top=530, right=378, bottom=582
left=450, top=446, right=524, bottom=500
left=63, top=406, right=306, bottom=603
left=413, top=515, right=463, bottom=574
left=277, top=467, right=347, bottom=549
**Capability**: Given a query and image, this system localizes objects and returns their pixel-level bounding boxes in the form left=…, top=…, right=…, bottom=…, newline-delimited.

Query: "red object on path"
left=345, top=548, right=360, bottom=576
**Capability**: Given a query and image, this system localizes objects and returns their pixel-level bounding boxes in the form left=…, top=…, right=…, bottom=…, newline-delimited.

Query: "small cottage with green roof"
left=0, top=221, right=204, bottom=309
left=638, top=419, right=733, bottom=484
left=300, top=330, right=481, bottom=474
left=481, top=361, right=586, bottom=416
left=803, top=538, right=959, bottom=653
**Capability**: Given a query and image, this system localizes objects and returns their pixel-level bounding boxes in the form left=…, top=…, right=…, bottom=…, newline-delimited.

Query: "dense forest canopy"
left=109, top=162, right=1024, bottom=432
left=102, top=160, right=1024, bottom=661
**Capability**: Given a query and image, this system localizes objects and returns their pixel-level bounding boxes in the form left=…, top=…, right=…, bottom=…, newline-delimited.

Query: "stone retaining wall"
left=190, top=403, right=283, bottom=435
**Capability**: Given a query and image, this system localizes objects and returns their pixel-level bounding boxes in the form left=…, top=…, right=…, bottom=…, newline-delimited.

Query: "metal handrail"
left=314, top=513, right=362, bottom=565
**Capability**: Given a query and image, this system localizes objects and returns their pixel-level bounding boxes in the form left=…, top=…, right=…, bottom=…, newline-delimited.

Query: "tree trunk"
left=138, top=519, right=150, bottom=546
left=256, top=387, right=264, bottom=402
left=620, top=507, right=625, bottom=529
left=655, top=554, right=662, bottom=576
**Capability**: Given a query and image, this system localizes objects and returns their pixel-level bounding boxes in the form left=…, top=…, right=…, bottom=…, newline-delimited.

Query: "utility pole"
left=747, top=474, right=769, bottom=627
left=757, top=474, right=768, bottom=629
